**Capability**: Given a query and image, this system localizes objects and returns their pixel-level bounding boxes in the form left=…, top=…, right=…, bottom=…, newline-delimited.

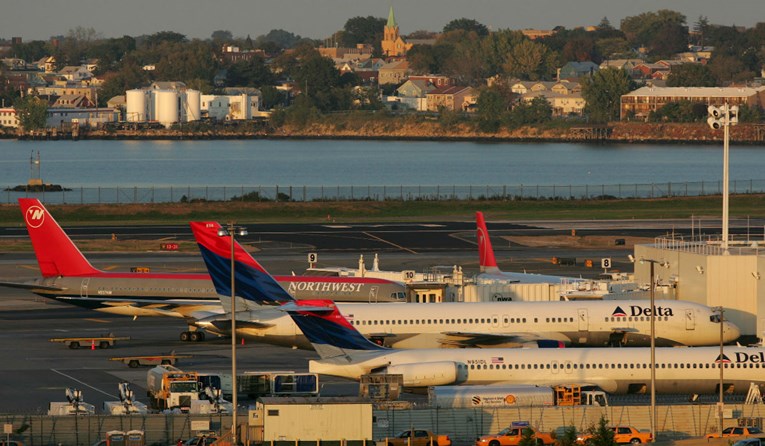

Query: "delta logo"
left=723, top=352, right=765, bottom=363
left=612, top=305, right=675, bottom=317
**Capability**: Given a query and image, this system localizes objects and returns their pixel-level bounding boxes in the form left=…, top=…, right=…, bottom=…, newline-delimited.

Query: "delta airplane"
left=189, top=221, right=740, bottom=351
left=476, top=211, right=577, bottom=284
left=0, top=199, right=406, bottom=342
left=191, top=221, right=765, bottom=393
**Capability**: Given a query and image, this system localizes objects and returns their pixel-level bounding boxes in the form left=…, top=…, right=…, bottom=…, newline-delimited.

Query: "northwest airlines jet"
left=190, top=221, right=739, bottom=351
left=191, top=221, right=762, bottom=394
left=1, top=199, right=406, bottom=341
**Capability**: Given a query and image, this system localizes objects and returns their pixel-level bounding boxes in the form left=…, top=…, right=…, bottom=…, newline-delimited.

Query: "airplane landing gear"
left=180, top=330, right=206, bottom=342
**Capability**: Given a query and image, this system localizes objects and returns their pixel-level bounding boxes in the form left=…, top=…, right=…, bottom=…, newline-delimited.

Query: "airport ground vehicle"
left=577, top=426, right=653, bottom=444
left=429, top=385, right=607, bottom=408
left=706, top=427, right=764, bottom=439
left=49, top=334, right=130, bottom=349
left=384, top=430, right=451, bottom=446
left=146, top=365, right=201, bottom=411
left=109, top=352, right=191, bottom=368
left=476, top=423, right=555, bottom=446
left=732, top=439, right=764, bottom=446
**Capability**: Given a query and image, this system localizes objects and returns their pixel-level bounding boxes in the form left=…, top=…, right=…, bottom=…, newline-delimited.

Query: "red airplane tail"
left=19, top=198, right=99, bottom=277
left=476, top=211, right=500, bottom=273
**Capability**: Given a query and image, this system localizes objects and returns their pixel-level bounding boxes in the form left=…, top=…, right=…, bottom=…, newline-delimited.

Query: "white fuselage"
left=309, top=345, right=765, bottom=394
left=232, top=299, right=739, bottom=349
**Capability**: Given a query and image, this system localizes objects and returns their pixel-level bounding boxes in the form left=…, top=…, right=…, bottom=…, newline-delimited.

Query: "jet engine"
left=386, top=361, right=465, bottom=386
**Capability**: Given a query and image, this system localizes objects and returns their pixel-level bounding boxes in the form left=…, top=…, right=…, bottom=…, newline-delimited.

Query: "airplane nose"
left=723, top=322, right=741, bottom=343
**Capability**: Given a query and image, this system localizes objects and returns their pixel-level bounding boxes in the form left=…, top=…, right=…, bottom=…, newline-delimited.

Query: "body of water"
left=0, top=139, right=763, bottom=188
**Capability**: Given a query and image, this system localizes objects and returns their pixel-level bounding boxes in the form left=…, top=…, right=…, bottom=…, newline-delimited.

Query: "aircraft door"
left=80, top=278, right=90, bottom=298
left=578, top=308, right=589, bottom=331
left=685, top=309, right=696, bottom=330
left=368, top=286, right=379, bottom=303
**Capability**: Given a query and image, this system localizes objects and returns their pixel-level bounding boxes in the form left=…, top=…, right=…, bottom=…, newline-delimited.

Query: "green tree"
left=443, top=18, right=489, bottom=37
left=227, top=56, right=276, bottom=87
left=507, top=96, right=553, bottom=127
left=15, top=95, right=48, bottom=130
left=587, top=416, right=616, bottom=446
left=558, top=426, right=578, bottom=446
left=254, top=29, right=302, bottom=50
left=666, top=63, right=716, bottom=87
left=518, top=428, right=537, bottom=446
left=211, top=30, right=233, bottom=43
left=143, top=31, right=187, bottom=48
left=481, top=29, right=526, bottom=75
left=476, top=87, right=509, bottom=132
left=440, top=30, right=486, bottom=83
left=502, top=39, right=558, bottom=81
left=620, top=10, right=688, bottom=56
left=581, top=67, right=635, bottom=123
left=10, top=40, right=51, bottom=62
left=342, top=16, right=386, bottom=46
left=648, top=100, right=707, bottom=122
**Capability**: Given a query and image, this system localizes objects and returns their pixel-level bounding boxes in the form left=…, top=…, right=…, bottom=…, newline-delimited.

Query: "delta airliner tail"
left=284, top=299, right=386, bottom=358
left=476, top=211, right=499, bottom=273
left=190, top=221, right=293, bottom=306
left=19, top=198, right=99, bottom=277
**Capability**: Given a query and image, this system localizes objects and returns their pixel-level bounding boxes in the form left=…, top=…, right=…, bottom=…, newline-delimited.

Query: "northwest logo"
left=612, top=305, right=674, bottom=317
left=25, top=205, right=45, bottom=228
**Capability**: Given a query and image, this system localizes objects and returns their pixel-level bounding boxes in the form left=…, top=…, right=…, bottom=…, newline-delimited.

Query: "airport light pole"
left=218, top=222, right=247, bottom=446
left=707, top=104, right=738, bottom=252
left=712, top=306, right=725, bottom=436
left=640, top=257, right=668, bottom=442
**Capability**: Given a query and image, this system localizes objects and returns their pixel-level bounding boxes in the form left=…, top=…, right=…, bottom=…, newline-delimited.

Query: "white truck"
left=428, top=384, right=608, bottom=408
left=146, top=365, right=201, bottom=412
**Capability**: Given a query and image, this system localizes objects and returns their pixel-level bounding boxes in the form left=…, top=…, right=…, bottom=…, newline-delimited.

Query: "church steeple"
left=386, top=6, right=397, bottom=28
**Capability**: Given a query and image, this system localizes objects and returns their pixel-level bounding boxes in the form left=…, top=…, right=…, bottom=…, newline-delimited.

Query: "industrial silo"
left=125, top=89, right=147, bottom=122
left=184, top=89, right=201, bottom=122
left=154, top=90, right=179, bottom=128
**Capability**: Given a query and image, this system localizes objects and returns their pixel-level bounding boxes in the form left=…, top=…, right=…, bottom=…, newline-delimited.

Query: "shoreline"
left=3, top=122, right=764, bottom=145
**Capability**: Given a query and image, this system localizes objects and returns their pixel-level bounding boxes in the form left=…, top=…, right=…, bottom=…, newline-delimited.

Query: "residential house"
left=220, top=45, right=266, bottom=64
left=319, top=44, right=373, bottom=61
left=426, top=85, right=475, bottom=112
left=599, top=59, right=644, bottom=72
left=521, top=29, right=555, bottom=40
left=0, top=107, right=18, bottom=128
left=58, top=65, right=92, bottom=82
left=521, top=91, right=586, bottom=116
left=51, top=94, right=95, bottom=108
left=35, top=56, right=56, bottom=73
left=378, top=60, right=410, bottom=85
left=620, top=86, right=765, bottom=120
left=551, top=81, right=581, bottom=95
left=395, top=79, right=437, bottom=111
left=558, top=61, right=598, bottom=80
left=408, top=75, right=453, bottom=88
left=35, top=86, right=98, bottom=103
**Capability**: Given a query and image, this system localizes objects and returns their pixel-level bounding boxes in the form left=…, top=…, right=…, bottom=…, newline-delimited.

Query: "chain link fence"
left=2, top=180, right=765, bottom=204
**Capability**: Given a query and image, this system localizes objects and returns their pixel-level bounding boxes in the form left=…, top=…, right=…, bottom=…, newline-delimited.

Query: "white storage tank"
left=185, top=89, right=201, bottom=121
left=125, top=89, right=147, bottom=122
left=154, top=90, right=179, bottom=128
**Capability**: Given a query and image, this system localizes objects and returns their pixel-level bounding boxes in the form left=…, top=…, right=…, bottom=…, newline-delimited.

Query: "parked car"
left=577, top=426, right=652, bottom=444
left=385, top=429, right=451, bottom=446
left=706, top=427, right=764, bottom=439
left=476, top=426, right=555, bottom=446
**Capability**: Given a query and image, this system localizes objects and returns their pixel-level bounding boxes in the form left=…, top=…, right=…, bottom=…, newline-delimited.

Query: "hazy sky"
left=3, top=0, right=763, bottom=42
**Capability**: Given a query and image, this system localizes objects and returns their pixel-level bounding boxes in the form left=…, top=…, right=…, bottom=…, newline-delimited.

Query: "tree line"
left=1, top=11, right=764, bottom=129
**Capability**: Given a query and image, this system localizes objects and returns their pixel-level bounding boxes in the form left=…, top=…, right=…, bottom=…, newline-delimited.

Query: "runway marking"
left=50, top=369, right=117, bottom=399
left=83, top=318, right=111, bottom=323
left=362, top=232, right=418, bottom=254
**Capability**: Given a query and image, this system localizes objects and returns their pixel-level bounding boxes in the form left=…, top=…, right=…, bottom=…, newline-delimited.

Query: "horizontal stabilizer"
left=0, top=280, right=67, bottom=292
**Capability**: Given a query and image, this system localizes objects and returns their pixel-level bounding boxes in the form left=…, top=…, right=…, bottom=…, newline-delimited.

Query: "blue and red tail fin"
left=283, top=299, right=386, bottom=358
left=19, top=198, right=99, bottom=277
left=189, top=221, right=293, bottom=306
left=476, top=211, right=500, bottom=274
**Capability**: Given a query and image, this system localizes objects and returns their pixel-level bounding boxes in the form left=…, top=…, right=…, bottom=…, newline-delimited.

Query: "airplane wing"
left=0, top=280, right=67, bottom=292
left=438, top=331, right=568, bottom=348
left=56, top=296, right=220, bottom=306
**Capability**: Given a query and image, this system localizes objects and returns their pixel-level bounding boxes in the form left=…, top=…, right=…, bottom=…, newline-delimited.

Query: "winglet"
left=189, top=221, right=293, bottom=306
left=19, top=198, right=99, bottom=277
left=476, top=211, right=500, bottom=273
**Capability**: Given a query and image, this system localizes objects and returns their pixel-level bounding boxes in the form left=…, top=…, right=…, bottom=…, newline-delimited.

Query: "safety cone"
left=91, top=339, right=95, bottom=350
